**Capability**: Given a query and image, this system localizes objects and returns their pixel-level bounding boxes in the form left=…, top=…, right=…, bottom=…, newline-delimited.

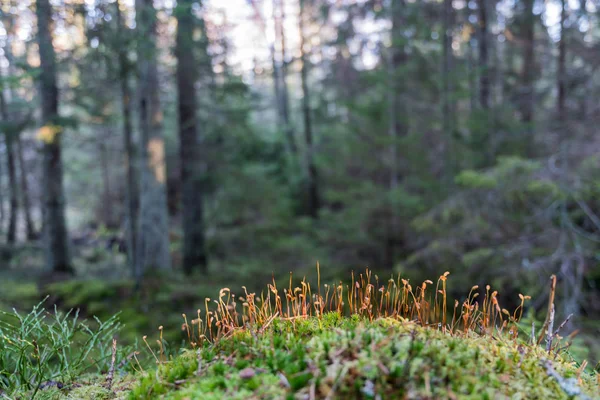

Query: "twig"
left=116, top=351, right=140, bottom=369
left=553, top=313, right=573, bottom=337
left=195, top=349, right=203, bottom=376
left=106, top=338, right=117, bottom=390
left=538, top=275, right=557, bottom=345
left=258, top=312, right=279, bottom=334
left=324, top=364, right=349, bottom=400
left=546, top=304, right=555, bottom=353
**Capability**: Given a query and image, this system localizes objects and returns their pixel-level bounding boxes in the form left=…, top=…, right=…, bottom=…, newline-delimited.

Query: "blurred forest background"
left=0, top=0, right=599, bottom=362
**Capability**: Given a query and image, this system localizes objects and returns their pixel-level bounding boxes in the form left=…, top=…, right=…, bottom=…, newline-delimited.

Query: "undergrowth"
left=0, top=299, right=135, bottom=398
left=2, top=266, right=599, bottom=399
left=130, top=266, right=599, bottom=399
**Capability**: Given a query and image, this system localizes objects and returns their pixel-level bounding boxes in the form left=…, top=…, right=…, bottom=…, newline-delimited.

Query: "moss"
left=128, top=315, right=599, bottom=399
left=66, top=384, right=112, bottom=399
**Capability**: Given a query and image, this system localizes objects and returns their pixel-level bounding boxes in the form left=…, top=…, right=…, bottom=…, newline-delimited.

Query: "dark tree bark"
left=276, top=0, right=296, bottom=156
left=16, top=135, right=36, bottom=240
left=389, top=0, right=409, bottom=182
left=299, top=0, right=320, bottom=219
left=99, top=140, right=114, bottom=228
left=1, top=17, right=35, bottom=241
left=477, top=0, right=489, bottom=109
left=384, top=0, right=409, bottom=268
left=175, top=0, right=208, bottom=275
left=36, top=0, right=72, bottom=273
left=467, top=36, right=477, bottom=113
left=557, top=0, right=567, bottom=120
left=134, top=0, right=171, bottom=279
left=0, top=80, right=18, bottom=244
left=270, top=42, right=283, bottom=129
left=0, top=137, right=4, bottom=234
left=521, top=0, right=535, bottom=154
left=115, top=0, right=138, bottom=275
left=441, top=0, right=455, bottom=182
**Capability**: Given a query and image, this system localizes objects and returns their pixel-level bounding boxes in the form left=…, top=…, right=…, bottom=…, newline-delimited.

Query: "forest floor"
left=3, top=313, right=600, bottom=399
left=1, top=246, right=599, bottom=399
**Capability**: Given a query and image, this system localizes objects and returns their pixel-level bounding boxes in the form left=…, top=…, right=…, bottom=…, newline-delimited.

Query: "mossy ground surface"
left=2, top=269, right=599, bottom=399
left=127, top=313, right=599, bottom=400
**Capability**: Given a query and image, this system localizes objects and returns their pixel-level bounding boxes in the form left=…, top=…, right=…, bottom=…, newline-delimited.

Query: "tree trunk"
left=4, top=135, right=18, bottom=244
left=115, top=0, right=138, bottom=275
left=270, top=42, right=283, bottom=130
left=477, top=0, right=489, bottom=109
left=99, top=140, right=114, bottom=228
left=521, top=0, right=535, bottom=154
left=467, top=36, right=477, bottom=113
left=275, top=0, right=296, bottom=157
left=36, top=0, right=72, bottom=274
left=16, top=135, right=36, bottom=240
left=442, top=0, right=455, bottom=182
left=175, top=0, right=208, bottom=275
left=384, top=0, right=409, bottom=268
left=0, top=75, right=18, bottom=244
left=0, top=137, right=4, bottom=235
left=299, top=0, right=319, bottom=219
left=3, top=18, right=36, bottom=241
left=557, top=0, right=567, bottom=120
left=134, top=0, right=171, bottom=279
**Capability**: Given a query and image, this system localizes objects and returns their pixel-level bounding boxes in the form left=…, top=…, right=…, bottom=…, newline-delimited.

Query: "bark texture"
left=36, top=0, right=72, bottom=273
left=135, top=0, right=171, bottom=279
left=16, top=135, right=36, bottom=240
left=116, top=0, right=138, bottom=275
left=557, top=0, right=567, bottom=120
left=175, top=0, right=208, bottom=274
left=299, top=0, right=320, bottom=219
left=477, top=0, right=489, bottom=109
left=0, top=83, right=18, bottom=244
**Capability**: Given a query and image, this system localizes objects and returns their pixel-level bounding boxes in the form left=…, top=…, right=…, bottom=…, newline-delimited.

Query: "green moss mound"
left=129, top=314, right=599, bottom=399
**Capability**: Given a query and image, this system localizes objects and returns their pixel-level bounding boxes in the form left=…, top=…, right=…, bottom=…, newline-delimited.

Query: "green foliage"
left=455, top=170, right=498, bottom=189
left=0, top=299, right=124, bottom=397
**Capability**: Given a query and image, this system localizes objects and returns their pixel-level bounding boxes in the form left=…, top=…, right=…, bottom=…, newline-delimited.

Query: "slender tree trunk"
left=442, top=0, right=453, bottom=132
left=578, top=0, right=589, bottom=120
left=176, top=0, right=207, bottom=275
left=467, top=35, right=477, bottom=113
left=390, top=0, right=409, bottom=179
left=522, top=0, right=535, bottom=154
left=442, top=0, right=455, bottom=183
left=4, top=137, right=18, bottom=244
left=477, top=0, right=489, bottom=109
left=36, top=0, right=72, bottom=274
left=384, top=0, right=409, bottom=267
left=0, top=137, right=4, bottom=235
left=134, top=0, right=171, bottom=279
left=3, top=20, right=35, bottom=240
left=0, top=77, right=18, bottom=244
left=271, top=42, right=283, bottom=127
left=557, top=0, right=567, bottom=120
left=99, top=140, right=114, bottom=228
left=278, top=0, right=296, bottom=155
left=299, top=0, right=319, bottom=219
left=16, top=135, right=36, bottom=240
left=115, top=0, right=138, bottom=275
